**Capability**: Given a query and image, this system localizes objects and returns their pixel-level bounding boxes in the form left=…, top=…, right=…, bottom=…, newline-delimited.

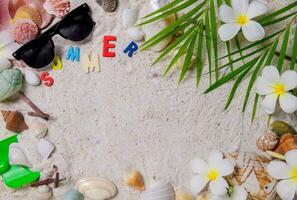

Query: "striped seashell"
left=11, top=5, right=42, bottom=28
left=0, top=69, right=22, bottom=102
left=97, top=0, right=117, bottom=12
left=43, top=0, right=71, bottom=18
left=141, top=180, right=175, bottom=200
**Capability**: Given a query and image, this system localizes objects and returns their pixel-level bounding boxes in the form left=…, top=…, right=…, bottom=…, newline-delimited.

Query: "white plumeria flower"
left=211, top=186, right=248, bottom=200
left=190, top=151, right=235, bottom=195
left=255, top=65, right=297, bottom=114
left=267, top=150, right=297, bottom=200
left=218, top=0, right=268, bottom=42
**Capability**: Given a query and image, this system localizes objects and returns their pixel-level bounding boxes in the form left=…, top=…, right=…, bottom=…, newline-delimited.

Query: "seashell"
left=2, top=110, right=29, bottom=132
left=0, top=68, right=22, bottom=102
left=274, top=133, right=297, bottom=155
left=97, top=0, right=117, bottom=12
left=29, top=119, right=48, bottom=139
left=0, top=0, right=11, bottom=31
left=30, top=185, right=52, bottom=200
left=24, top=69, right=40, bottom=86
left=38, top=138, right=55, bottom=159
left=64, top=189, right=84, bottom=200
left=123, top=168, right=145, bottom=191
left=43, top=0, right=71, bottom=18
left=75, top=177, right=118, bottom=200
left=10, top=18, right=38, bottom=44
left=256, top=131, right=279, bottom=152
left=224, top=151, right=277, bottom=200
left=127, top=27, right=145, bottom=42
left=143, top=0, right=176, bottom=52
left=270, top=121, right=297, bottom=136
left=11, top=5, right=42, bottom=28
left=175, top=186, right=195, bottom=200
left=141, top=180, right=175, bottom=200
left=122, top=8, right=139, bottom=28
left=9, top=143, right=32, bottom=167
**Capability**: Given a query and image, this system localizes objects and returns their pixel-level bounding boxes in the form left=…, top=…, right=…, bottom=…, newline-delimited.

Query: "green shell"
left=270, top=121, right=297, bottom=136
left=64, top=189, right=84, bottom=200
left=0, top=69, right=22, bottom=102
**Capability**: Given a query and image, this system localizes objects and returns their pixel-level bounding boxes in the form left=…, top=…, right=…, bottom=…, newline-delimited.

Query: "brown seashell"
left=97, top=0, right=117, bottom=12
left=1, top=110, right=29, bottom=133
left=123, top=168, right=145, bottom=191
left=275, top=133, right=297, bottom=155
left=256, top=131, right=279, bottom=152
left=11, top=5, right=42, bottom=28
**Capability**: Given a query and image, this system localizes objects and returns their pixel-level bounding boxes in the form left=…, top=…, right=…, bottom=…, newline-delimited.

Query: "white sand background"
left=0, top=0, right=295, bottom=199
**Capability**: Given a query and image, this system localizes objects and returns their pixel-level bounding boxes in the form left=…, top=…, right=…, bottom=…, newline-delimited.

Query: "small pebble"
left=127, top=27, right=145, bottom=41
left=122, top=8, right=139, bottom=28
left=25, top=69, right=40, bottom=86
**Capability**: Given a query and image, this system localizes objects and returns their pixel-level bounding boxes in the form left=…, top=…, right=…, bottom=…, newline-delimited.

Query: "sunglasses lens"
left=59, top=14, right=94, bottom=41
left=19, top=39, right=55, bottom=69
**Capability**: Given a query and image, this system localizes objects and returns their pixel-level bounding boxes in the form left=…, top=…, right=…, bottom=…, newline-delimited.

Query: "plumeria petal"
left=231, top=186, right=248, bottom=200
left=242, top=20, right=265, bottom=42
left=190, top=158, right=208, bottom=174
left=246, top=1, right=268, bottom=19
left=267, top=160, right=291, bottom=179
left=232, top=0, right=249, bottom=15
left=279, top=93, right=297, bottom=113
left=261, top=94, right=278, bottom=114
left=261, top=65, right=280, bottom=83
left=219, top=4, right=236, bottom=23
left=276, top=179, right=296, bottom=200
left=209, top=177, right=228, bottom=195
left=280, top=70, right=297, bottom=91
left=217, top=159, right=234, bottom=176
left=255, top=76, right=274, bottom=95
left=218, top=23, right=241, bottom=41
left=208, top=151, right=224, bottom=167
left=0, top=30, right=14, bottom=48
left=285, top=150, right=297, bottom=167
left=190, top=175, right=208, bottom=194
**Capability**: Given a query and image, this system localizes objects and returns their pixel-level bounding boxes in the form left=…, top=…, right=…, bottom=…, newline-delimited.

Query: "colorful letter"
left=103, top=36, right=116, bottom=57
left=51, top=55, right=63, bottom=70
left=40, top=72, right=54, bottom=87
left=82, top=52, right=100, bottom=73
left=124, top=41, right=138, bottom=57
left=66, top=46, right=80, bottom=62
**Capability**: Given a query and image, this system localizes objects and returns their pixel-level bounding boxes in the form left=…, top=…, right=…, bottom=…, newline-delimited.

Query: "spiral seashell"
left=10, top=18, right=38, bottom=44
left=123, top=168, right=145, bottom=191
left=43, top=0, right=71, bottom=18
left=97, top=0, right=117, bottom=12
left=275, top=133, right=297, bottom=155
left=11, top=5, right=42, bottom=28
left=2, top=110, right=28, bottom=133
left=0, top=68, right=22, bottom=102
left=256, top=131, right=279, bottom=152
left=141, top=180, right=175, bottom=200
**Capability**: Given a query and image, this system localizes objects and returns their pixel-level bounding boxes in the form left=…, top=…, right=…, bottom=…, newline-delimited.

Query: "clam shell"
left=30, top=185, right=52, bottom=200
left=38, top=138, right=55, bottom=159
left=141, top=180, right=175, bottom=200
left=75, top=177, right=117, bottom=200
left=0, top=68, right=23, bottom=102
left=126, top=27, right=145, bottom=41
left=122, top=8, right=139, bottom=28
left=29, top=120, right=48, bottom=139
left=64, top=189, right=84, bottom=200
left=11, top=5, right=42, bottom=28
left=9, top=143, right=32, bottom=167
left=256, top=131, right=279, bottom=152
left=124, top=168, right=145, bottom=191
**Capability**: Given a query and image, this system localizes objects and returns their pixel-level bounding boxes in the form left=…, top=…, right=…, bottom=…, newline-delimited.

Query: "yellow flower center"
left=207, top=169, right=219, bottom=181
left=290, top=167, right=297, bottom=183
left=273, top=84, right=286, bottom=96
left=236, top=15, right=249, bottom=25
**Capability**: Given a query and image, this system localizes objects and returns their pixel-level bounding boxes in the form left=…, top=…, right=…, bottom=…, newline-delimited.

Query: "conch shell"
left=123, top=168, right=145, bottom=191
left=256, top=131, right=279, bottom=152
left=275, top=133, right=297, bottom=155
left=2, top=110, right=28, bottom=132
left=0, top=68, right=22, bottom=102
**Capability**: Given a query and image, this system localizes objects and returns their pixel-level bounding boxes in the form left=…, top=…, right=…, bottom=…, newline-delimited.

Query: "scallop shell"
left=143, top=0, right=176, bottom=52
left=141, top=180, right=175, bottom=200
left=224, top=151, right=277, bottom=200
left=75, top=177, right=118, bottom=200
left=0, top=68, right=22, bottom=102
left=175, top=186, right=195, bottom=200
left=30, top=185, right=52, bottom=200
left=123, top=168, right=145, bottom=191
left=2, top=110, right=29, bottom=132
left=9, top=143, right=32, bottom=167
left=97, top=0, right=117, bottom=12
left=64, top=189, right=84, bottom=200
left=11, top=5, right=42, bottom=28
left=256, top=131, right=279, bottom=152
left=29, top=120, right=48, bottom=139
left=275, top=133, right=297, bottom=155
left=43, top=0, right=71, bottom=18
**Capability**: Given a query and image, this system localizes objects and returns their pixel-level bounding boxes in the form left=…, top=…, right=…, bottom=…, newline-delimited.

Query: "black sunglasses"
left=13, top=3, right=95, bottom=69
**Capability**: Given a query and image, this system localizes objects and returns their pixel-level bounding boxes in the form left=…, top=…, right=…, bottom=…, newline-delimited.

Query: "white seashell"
left=24, top=69, right=40, bottom=86
left=127, top=27, right=145, bottom=41
left=75, top=177, right=118, bottom=200
left=0, top=57, right=12, bottom=72
left=141, top=180, right=175, bottom=200
left=38, top=138, right=55, bottom=159
left=122, top=8, right=139, bottom=28
left=9, top=143, right=32, bottom=167
left=143, top=0, right=176, bottom=52
left=30, top=120, right=48, bottom=139
left=29, top=185, right=52, bottom=200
